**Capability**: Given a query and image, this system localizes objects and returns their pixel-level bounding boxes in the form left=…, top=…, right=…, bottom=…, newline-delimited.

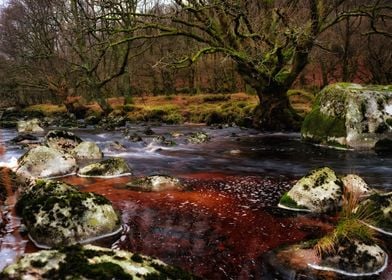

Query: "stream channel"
left=0, top=124, right=391, bottom=279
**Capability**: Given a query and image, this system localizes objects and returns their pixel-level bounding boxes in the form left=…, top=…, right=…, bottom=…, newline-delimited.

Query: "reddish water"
left=61, top=174, right=335, bottom=279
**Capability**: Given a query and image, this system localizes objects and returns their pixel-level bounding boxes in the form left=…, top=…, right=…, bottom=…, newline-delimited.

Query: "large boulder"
left=278, top=167, right=343, bottom=213
left=78, top=158, right=132, bottom=178
left=17, top=119, right=44, bottom=133
left=301, top=83, right=392, bottom=149
left=341, top=174, right=371, bottom=198
left=16, top=180, right=122, bottom=248
left=71, top=141, right=103, bottom=160
left=45, top=130, right=83, bottom=153
left=127, top=175, right=183, bottom=192
left=356, top=192, right=392, bottom=235
left=16, top=146, right=77, bottom=180
left=0, top=244, right=196, bottom=279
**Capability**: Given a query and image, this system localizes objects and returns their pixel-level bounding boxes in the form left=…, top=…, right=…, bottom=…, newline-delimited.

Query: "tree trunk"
left=252, top=86, right=301, bottom=131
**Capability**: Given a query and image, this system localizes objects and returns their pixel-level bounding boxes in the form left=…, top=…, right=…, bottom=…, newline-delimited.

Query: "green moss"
left=148, top=263, right=197, bottom=280
left=279, top=192, right=308, bottom=210
left=131, top=253, right=144, bottom=263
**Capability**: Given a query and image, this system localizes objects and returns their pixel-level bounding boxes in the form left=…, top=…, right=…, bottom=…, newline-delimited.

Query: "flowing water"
left=0, top=124, right=391, bottom=279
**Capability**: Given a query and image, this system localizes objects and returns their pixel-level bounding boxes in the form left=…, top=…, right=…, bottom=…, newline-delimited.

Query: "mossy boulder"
left=152, top=136, right=176, bottom=147
left=17, top=118, right=44, bottom=134
left=356, top=192, right=392, bottom=235
left=16, top=180, right=121, bottom=248
left=78, top=158, right=132, bottom=178
left=72, top=141, right=103, bottom=160
left=187, top=132, right=210, bottom=144
left=309, top=238, right=388, bottom=276
left=126, top=175, right=183, bottom=192
left=0, top=244, right=197, bottom=279
left=278, top=167, right=343, bottom=213
left=16, top=146, right=77, bottom=180
left=45, top=130, right=83, bottom=154
left=301, top=83, right=392, bottom=149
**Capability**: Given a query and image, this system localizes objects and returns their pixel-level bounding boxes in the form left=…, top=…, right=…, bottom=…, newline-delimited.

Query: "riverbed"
left=0, top=124, right=391, bottom=279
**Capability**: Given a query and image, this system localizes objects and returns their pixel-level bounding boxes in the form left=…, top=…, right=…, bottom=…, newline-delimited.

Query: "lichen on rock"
left=0, top=244, right=197, bottom=279
left=16, top=180, right=121, bottom=248
left=78, top=158, right=132, bottom=178
left=72, top=141, right=103, bottom=160
left=187, top=132, right=210, bottom=144
left=17, top=118, right=44, bottom=134
left=341, top=174, right=371, bottom=198
left=278, top=167, right=343, bottom=213
left=126, top=175, right=183, bottom=192
left=45, top=130, right=83, bottom=153
left=302, top=83, right=392, bottom=149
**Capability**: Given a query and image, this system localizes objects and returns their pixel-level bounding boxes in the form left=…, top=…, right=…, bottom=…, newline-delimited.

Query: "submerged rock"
left=341, top=174, right=371, bottom=197
left=278, top=167, right=343, bottom=213
left=356, top=192, right=392, bottom=235
left=302, top=83, right=392, bottom=149
left=16, top=180, right=121, bottom=248
left=78, top=158, right=132, bottom=178
left=310, top=238, right=388, bottom=276
left=72, top=141, right=103, bottom=160
left=16, top=146, right=77, bottom=180
left=9, top=134, right=39, bottom=145
left=45, top=130, right=83, bottom=153
left=152, top=136, right=176, bottom=146
left=187, top=131, right=210, bottom=144
left=127, top=175, right=183, bottom=192
left=0, top=244, right=197, bottom=279
left=17, top=118, right=44, bottom=134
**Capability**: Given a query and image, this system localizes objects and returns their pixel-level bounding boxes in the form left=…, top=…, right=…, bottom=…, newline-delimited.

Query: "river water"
left=0, top=124, right=391, bottom=279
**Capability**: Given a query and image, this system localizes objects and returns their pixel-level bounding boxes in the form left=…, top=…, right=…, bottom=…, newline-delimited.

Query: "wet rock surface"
left=187, top=131, right=210, bottom=144
left=78, top=158, right=132, bottom=178
left=0, top=244, right=197, bottom=280
left=45, top=130, right=83, bottom=153
left=16, top=146, right=77, bottom=180
left=126, top=175, right=183, bottom=192
left=302, top=83, right=392, bottom=150
left=279, top=167, right=343, bottom=213
left=16, top=119, right=44, bottom=134
left=71, top=141, right=103, bottom=160
left=16, top=180, right=121, bottom=248
left=341, top=174, right=371, bottom=197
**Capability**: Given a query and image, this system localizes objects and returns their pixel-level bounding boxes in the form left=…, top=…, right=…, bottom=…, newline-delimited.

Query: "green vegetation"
left=23, top=104, right=67, bottom=117
left=279, top=192, right=308, bottom=210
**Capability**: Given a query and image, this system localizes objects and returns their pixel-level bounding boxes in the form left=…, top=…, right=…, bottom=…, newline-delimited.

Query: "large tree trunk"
left=253, top=86, right=301, bottom=131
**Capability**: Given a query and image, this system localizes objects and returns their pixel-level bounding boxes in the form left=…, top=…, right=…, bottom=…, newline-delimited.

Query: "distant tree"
left=135, top=0, right=391, bottom=130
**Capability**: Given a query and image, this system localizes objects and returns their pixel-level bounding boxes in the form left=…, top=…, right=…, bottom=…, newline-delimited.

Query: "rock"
left=45, top=130, right=83, bottom=153
left=84, top=115, right=101, bottom=125
left=0, top=244, right=196, bottom=279
left=143, top=127, right=155, bottom=135
left=78, top=158, right=132, bottom=178
left=278, top=167, right=343, bottom=213
left=16, top=146, right=77, bottom=180
left=15, top=180, right=121, bottom=248
left=152, top=135, right=176, bottom=146
left=72, top=141, right=103, bottom=160
left=302, top=83, right=392, bottom=149
left=309, top=238, right=388, bottom=276
left=9, top=134, right=39, bottom=145
left=126, top=132, right=143, bottom=142
left=127, top=175, right=183, bottom=192
left=187, top=131, right=210, bottom=144
left=17, top=119, right=44, bottom=133
left=106, top=141, right=127, bottom=152
left=341, top=174, right=371, bottom=197
left=356, top=192, right=392, bottom=235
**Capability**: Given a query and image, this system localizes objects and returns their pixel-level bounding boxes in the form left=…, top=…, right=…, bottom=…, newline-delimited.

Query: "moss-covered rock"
left=45, top=130, right=83, bottom=154
left=356, top=192, right=392, bottom=235
left=78, top=158, right=132, bottom=178
left=309, top=238, right=388, bottom=276
left=16, top=180, right=121, bottom=248
left=17, top=118, right=44, bottom=134
left=301, top=83, right=392, bottom=149
left=187, top=132, right=210, bottom=144
left=72, top=141, right=103, bottom=160
left=0, top=244, right=197, bottom=279
left=278, top=167, right=343, bottom=213
left=126, top=175, right=183, bottom=192
left=16, top=146, right=77, bottom=180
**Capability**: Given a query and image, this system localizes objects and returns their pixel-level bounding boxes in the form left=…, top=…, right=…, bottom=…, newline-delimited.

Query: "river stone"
left=78, top=158, right=132, bottom=178
left=356, top=192, right=392, bottom=235
left=0, top=244, right=196, bottom=279
left=301, top=83, right=392, bottom=149
left=16, top=146, right=77, bottom=180
left=127, top=175, right=183, bottom=192
left=16, top=180, right=121, bottom=248
left=152, top=135, right=176, bottom=146
left=72, top=141, right=103, bottom=160
left=187, top=131, right=210, bottom=144
left=341, top=174, right=371, bottom=197
left=278, top=167, right=343, bottom=213
left=17, top=118, right=44, bottom=134
left=309, top=238, right=388, bottom=276
left=45, top=130, right=83, bottom=153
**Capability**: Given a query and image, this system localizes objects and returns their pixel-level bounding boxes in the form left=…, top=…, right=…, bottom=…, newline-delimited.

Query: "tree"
left=135, top=0, right=391, bottom=130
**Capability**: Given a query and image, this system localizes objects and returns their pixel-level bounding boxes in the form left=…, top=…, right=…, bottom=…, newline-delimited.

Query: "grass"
left=23, top=104, right=67, bottom=116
